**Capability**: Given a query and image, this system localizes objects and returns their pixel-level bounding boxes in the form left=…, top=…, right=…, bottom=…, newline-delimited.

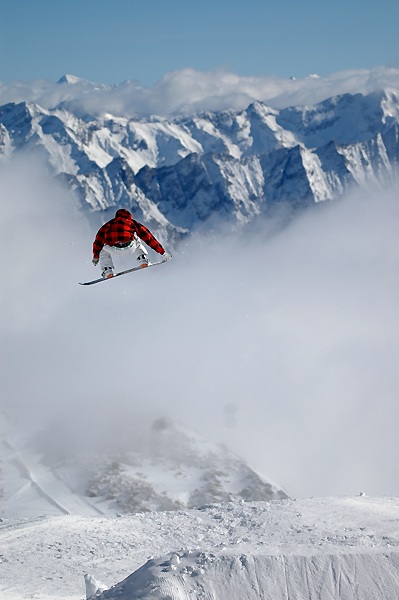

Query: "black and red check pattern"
left=93, top=209, right=165, bottom=259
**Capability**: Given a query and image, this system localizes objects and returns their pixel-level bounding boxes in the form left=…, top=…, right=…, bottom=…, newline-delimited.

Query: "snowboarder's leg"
left=127, top=235, right=149, bottom=267
left=99, top=246, right=115, bottom=278
left=133, top=244, right=149, bottom=267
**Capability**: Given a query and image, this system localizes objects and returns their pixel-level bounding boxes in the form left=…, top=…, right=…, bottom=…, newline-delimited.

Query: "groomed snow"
left=1, top=496, right=398, bottom=599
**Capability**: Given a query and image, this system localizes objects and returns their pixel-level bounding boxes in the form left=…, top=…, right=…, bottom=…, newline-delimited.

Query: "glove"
left=162, top=251, right=172, bottom=261
left=92, top=257, right=99, bottom=266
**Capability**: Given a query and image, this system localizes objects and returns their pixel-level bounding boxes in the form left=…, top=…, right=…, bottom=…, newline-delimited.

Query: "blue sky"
left=1, top=0, right=399, bottom=85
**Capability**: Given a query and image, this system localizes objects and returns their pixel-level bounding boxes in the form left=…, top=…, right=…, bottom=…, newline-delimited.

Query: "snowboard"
left=79, top=258, right=168, bottom=286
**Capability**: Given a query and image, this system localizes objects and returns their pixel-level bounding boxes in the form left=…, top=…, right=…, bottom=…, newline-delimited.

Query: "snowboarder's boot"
left=136, top=253, right=149, bottom=268
left=101, top=266, right=114, bottom=279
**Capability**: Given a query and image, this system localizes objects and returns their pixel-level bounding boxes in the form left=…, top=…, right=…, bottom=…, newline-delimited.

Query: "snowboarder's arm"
left=134, top=221, right=165, bottom=255
left=93, top=226, right=106, bottom=260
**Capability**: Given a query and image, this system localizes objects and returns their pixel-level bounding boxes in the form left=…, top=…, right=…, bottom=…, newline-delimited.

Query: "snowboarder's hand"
left=163, top=251, right=172, bottom=261
left=92, top=257, right=99, bottom=266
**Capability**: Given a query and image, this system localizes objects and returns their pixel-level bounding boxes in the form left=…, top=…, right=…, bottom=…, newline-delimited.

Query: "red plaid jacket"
left=93, top=209, right=165, bottom=260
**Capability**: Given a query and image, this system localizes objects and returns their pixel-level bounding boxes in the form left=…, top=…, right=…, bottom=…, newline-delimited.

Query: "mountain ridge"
left=0, top=88, right=398, bottom=241
left=1, top=417, right=287, bottom=519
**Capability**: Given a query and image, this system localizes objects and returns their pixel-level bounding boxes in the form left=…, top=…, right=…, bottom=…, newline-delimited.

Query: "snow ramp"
left=95, top=549, right=399, bottom=600
left=93, top=496, right=399, bottom=600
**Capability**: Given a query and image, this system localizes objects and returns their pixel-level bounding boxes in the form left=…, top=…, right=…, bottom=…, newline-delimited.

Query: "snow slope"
left=1, top=497, right=398, bottom=600
left=2, top=438, right=106, bottom=518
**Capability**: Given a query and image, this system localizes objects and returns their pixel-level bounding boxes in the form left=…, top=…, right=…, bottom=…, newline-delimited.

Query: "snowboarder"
left=92, top=208, right=171, bottom=279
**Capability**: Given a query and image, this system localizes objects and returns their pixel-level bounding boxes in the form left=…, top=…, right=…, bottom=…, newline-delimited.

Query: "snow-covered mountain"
left=1, top=418, right=286, bottom=519
left=0, top=87, right=398, bottom=240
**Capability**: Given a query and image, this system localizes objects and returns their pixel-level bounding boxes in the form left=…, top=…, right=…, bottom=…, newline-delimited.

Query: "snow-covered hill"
left=1, top=418, right=286, bottom=520
left=1, top=496, right=398, bottom=600
left=0, top=87, right=398, bottom=239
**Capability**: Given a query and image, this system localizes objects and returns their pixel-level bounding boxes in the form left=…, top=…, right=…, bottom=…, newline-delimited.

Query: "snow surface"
left=1, top=496, right=398, bottom=599
left=2, top=438, right=105, bottom=518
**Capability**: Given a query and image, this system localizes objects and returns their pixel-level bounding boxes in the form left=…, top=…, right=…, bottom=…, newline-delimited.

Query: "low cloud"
left=1, top=155, right=399, bottom=498
left=1, top=66, right=399, bottom=116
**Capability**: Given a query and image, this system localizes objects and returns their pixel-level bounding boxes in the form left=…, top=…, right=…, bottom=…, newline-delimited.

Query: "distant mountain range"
left=1, top=83, right=399, bottom=244
left=1, top=418, right=287, bottom=518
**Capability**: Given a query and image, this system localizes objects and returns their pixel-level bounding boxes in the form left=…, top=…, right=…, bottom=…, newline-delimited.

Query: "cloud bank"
left=1, top=155, right=399, bottom=498
left=1, top=66, right=399, bottom=116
